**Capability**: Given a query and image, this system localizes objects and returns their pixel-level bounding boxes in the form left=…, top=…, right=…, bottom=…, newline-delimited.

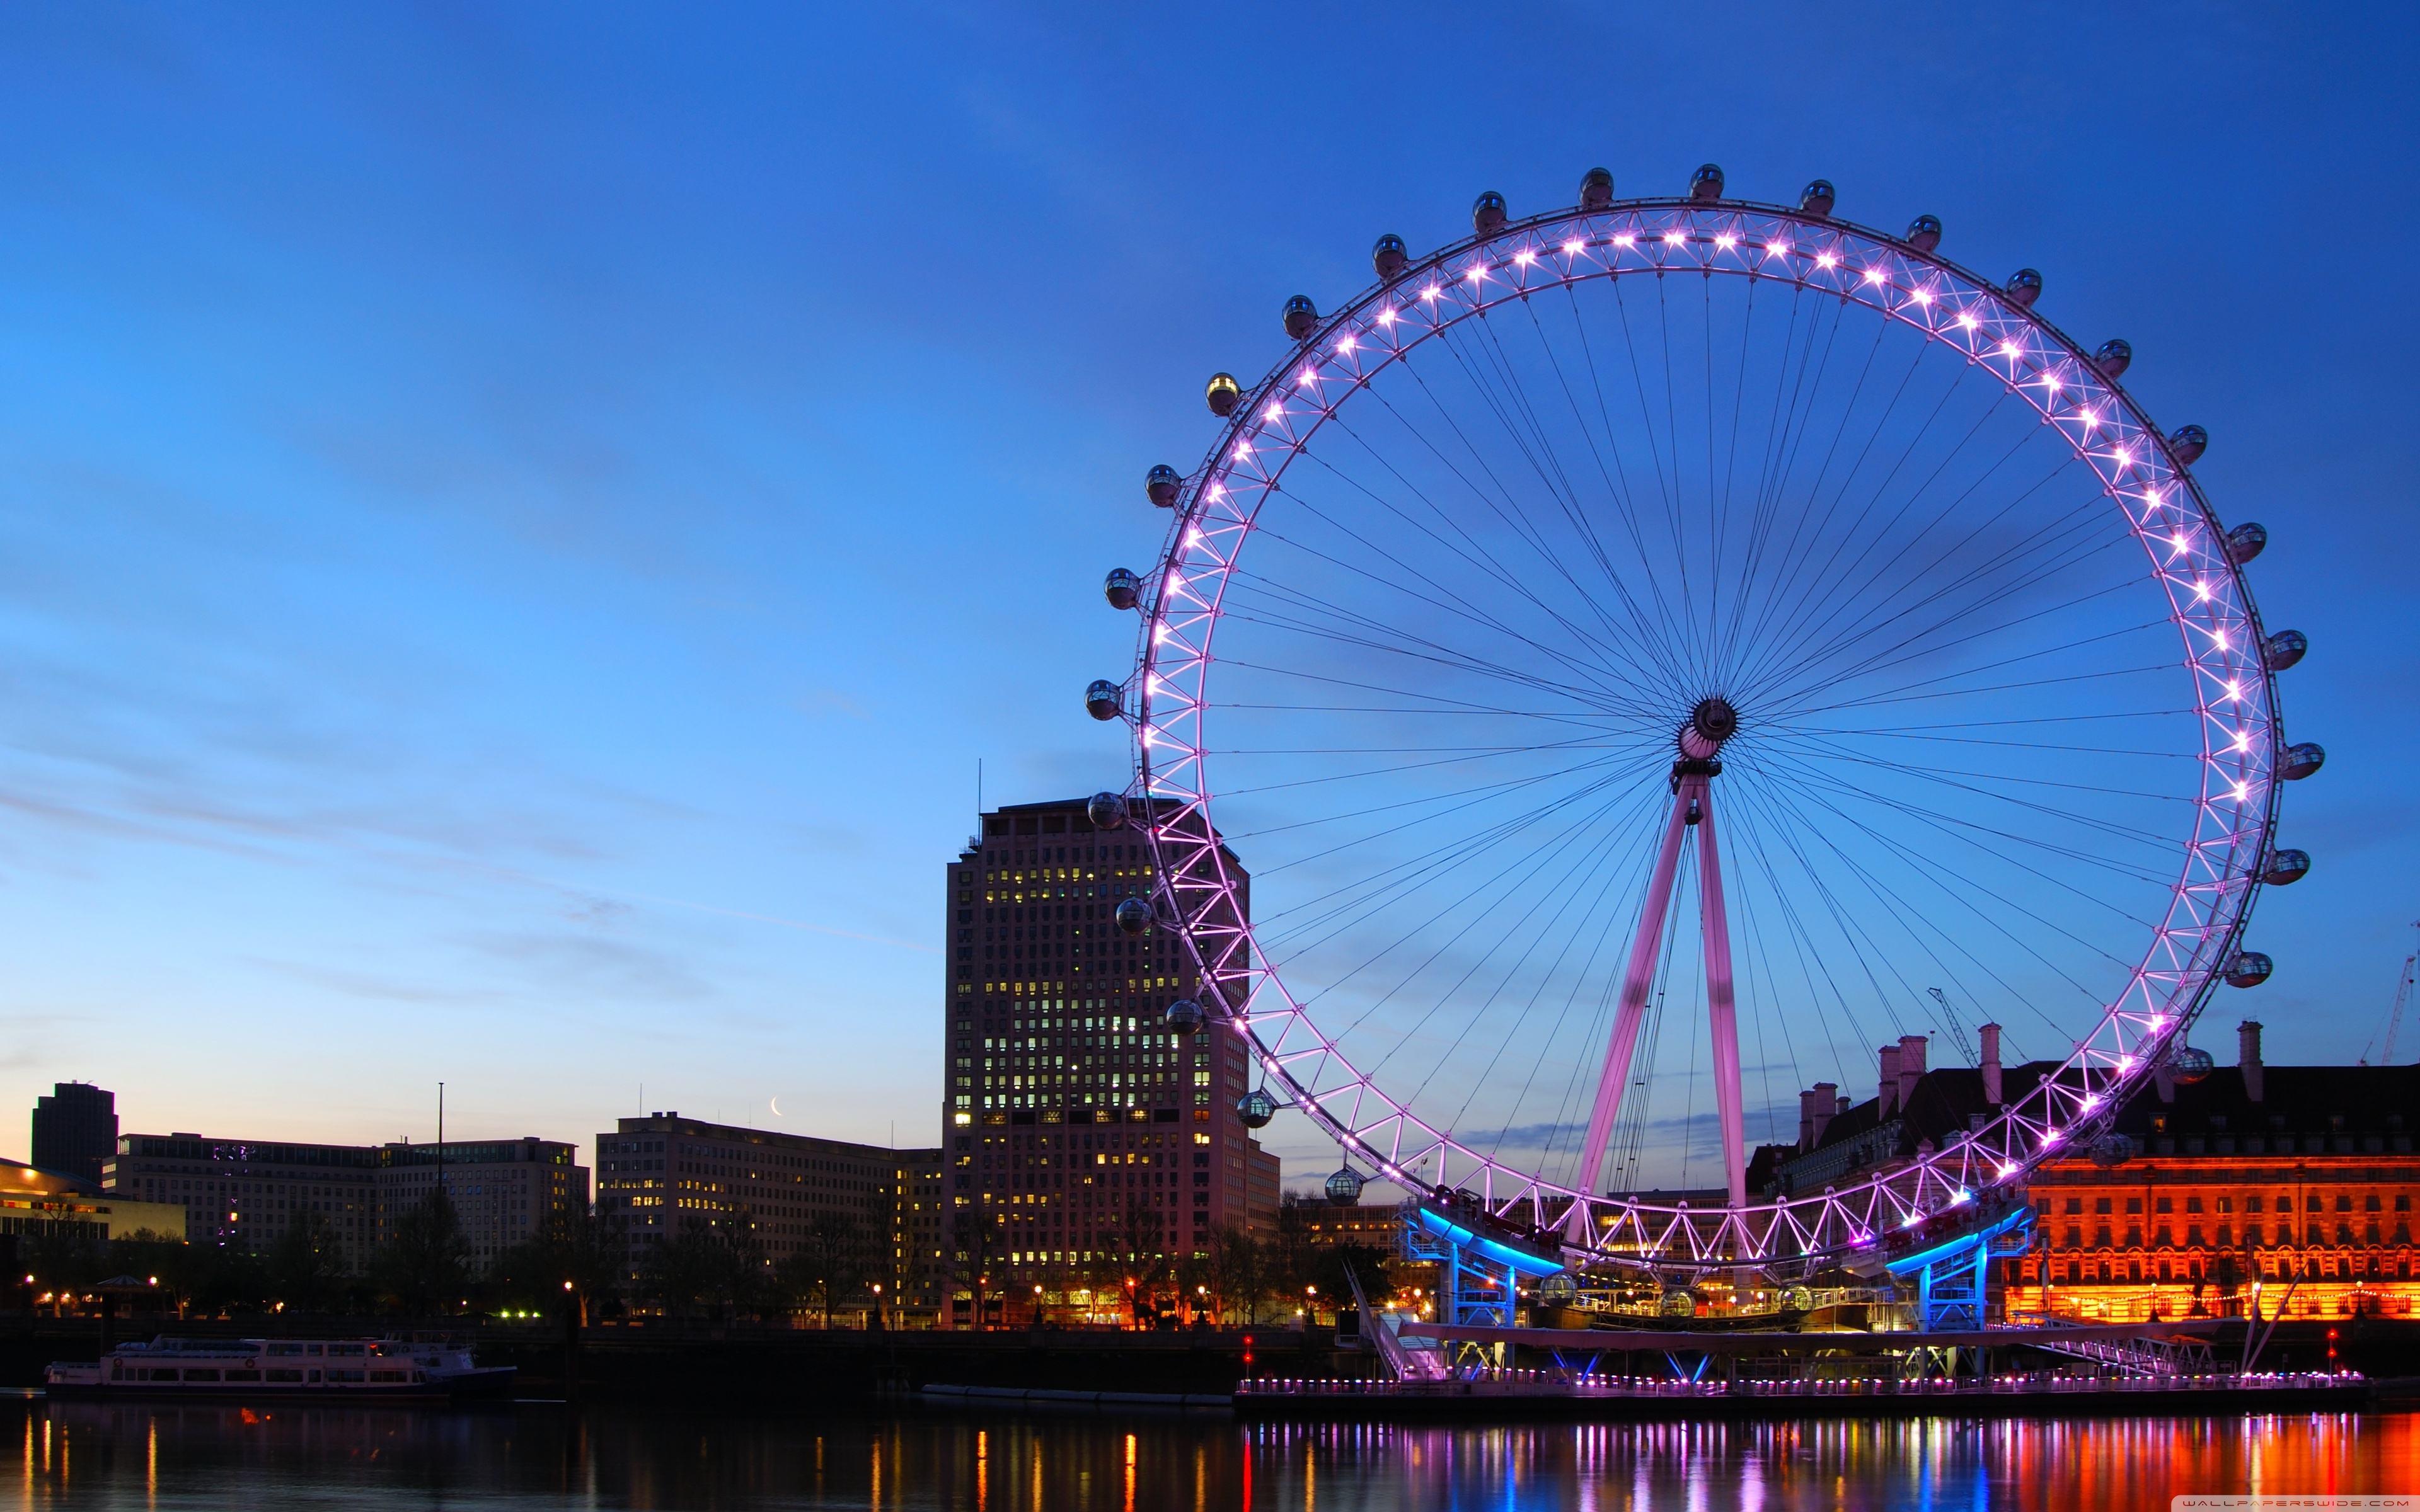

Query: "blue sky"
left=0, top=5, right=2412, bottom=1182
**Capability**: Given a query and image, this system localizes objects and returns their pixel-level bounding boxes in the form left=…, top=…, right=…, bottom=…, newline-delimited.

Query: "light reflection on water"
left=6, top=1401, right=2415, bottom=1510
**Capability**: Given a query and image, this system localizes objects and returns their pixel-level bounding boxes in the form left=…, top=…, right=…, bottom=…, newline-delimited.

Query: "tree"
left=1208, top=1223, right=1276, bottom=1324
left=949, top=1205, right=1006, bottom=1329
left=378, top=1188, right=471, bottom=1316
left=267, top=1210, right=347, bottom=1314
left=492, top=1205, right=622, bottom=1320
left=785, top=1201, right=882, bottom=1328
left=644, top=1218, right=759, bottom=1320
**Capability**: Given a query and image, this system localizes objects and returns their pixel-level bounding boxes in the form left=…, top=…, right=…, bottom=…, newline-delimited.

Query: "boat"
left=43, top=1336, right=516, bottom=1400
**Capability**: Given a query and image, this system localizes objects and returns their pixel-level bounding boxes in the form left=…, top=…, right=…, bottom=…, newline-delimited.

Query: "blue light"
left=1410, top=1203, right=1565, bottom=1278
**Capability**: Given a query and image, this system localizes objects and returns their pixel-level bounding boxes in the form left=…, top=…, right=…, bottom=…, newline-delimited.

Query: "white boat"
left=45, top=1336, right=516, bottom=1400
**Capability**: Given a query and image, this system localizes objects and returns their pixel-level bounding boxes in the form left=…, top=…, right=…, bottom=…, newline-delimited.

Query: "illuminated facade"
left=7, top=1158, right=183, bottom=1246
left=2008, top=1024, right=2419, bottom=1322
left=942, top=796, right=1276, bottom=1313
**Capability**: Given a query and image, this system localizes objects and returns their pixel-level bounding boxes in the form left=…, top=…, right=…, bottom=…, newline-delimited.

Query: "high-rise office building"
left=33, top=1082, right=117, bottom=1186
left=943, top=796, right=1279, bottom=1308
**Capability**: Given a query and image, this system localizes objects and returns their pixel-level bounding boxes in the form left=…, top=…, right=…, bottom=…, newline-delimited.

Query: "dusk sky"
left=1, top=6, right=2412, bottom=1187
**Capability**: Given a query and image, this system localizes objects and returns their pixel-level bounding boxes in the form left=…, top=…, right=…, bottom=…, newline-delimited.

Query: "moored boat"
left=45, top=1336, right=515, bottom=1400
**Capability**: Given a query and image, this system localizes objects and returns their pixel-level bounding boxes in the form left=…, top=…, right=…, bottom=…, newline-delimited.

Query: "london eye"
left=1093, top=164, right=2313, bottom=1285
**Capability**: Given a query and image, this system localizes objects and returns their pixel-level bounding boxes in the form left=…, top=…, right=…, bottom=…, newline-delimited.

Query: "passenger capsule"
left=2165, top=1045, right=2215, bottom=1084
left=1146, top=463, right=1182, bottom=508
left=2089, top=1133, right=2136, bottom=1168
left=1085, top=679, right=1124, bottom=721
left=1164, top=997, right=1203, bottom=1033
left=1691, top=164, right=1726, bottom=202
left=1324, top=1167, right=1366, bottom=1206
left=2279, top=742, right=2325, bottom=780
left=1206, top=372, right=1241, bottom=417
left=1578, top=166, right=1614, bottom=211
left=2005, top=268, right=2042, bottom=308
left=2093, top=338, right=2133, bottom=379
left=1236, top=1087, right=1277, bottom=1129
left=2225, top=951, right=2274, bottom=988
left=1115, top=896, right=1153, bottom=936
left=1799, top=179, right=1835, bottom=217
left=2169, top=424, right=2208, bottom=466
left=2261, top=848, right=2311, bottom=886
left=1906, top=215, right=1942, bottom=253
left=1282, top=294, right=1320, bottom=342
left=1472, top=191, right=1507, bottom=235
left=2263, top=629, right=2308, bottom=672
left=2225, top=521, right=2267, bottom=564
left=1372, top=233, right=1408, bottom=281
left=1102, top=568, right=1140, bottom=611
left=1086, top=791, right=1129, bottom=831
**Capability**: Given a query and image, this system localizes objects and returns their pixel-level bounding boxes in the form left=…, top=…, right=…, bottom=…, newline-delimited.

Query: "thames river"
left=8, top=1400, right=2416, bottom=1510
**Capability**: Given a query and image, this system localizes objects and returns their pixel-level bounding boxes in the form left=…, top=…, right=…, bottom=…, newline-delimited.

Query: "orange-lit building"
left=2008, top=1022, right=2419, bottom=1323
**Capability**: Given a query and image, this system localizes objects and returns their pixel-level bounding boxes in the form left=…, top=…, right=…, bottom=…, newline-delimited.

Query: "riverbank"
left=11, top=1315, right=2417, bottom=1409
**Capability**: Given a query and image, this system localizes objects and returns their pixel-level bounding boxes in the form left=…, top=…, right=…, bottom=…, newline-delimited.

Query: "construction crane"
left=2359, top=922, right=2418, bottom=1066
left=1927, top=987, right=1979, bottom=1067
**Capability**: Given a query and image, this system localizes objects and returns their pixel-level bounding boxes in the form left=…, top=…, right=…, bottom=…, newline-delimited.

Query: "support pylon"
left=1568, top=698, right=1746, bottom=1237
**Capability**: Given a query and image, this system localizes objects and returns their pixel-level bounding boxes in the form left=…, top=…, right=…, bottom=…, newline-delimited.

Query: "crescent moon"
left=769, top=1097, right=783, bottom=1117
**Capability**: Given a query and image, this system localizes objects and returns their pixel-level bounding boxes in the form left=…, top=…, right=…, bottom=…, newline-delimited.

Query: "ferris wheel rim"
left=1127, top=190, right=2281, bottom=1274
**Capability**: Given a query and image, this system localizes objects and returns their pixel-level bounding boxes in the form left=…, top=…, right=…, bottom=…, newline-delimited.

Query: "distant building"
left=891, top=1149, right=947, bottom=1326
left=375, top=1138, right=590, bottom=1269
left=33, top=1083, right=117, bottom=1187
left=1281, top=1193, right=1407, bottom=1257
left=108, top=1132, right=588, bottom=1274
left=5, top=1157, right=183, bottom=1244
left=107, top=1134, right=379, bottom=1266
left=943, top=796, right=1270, bottom=1318
left=593, top=1113, right=918, bottom=1297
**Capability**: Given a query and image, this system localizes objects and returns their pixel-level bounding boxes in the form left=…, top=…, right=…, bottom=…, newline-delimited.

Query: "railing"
left=1235, top=1368, right=2355, bottom=1400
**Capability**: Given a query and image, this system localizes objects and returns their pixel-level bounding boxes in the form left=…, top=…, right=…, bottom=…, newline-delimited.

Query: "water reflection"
left=6, top=1400, right=2414, bottom=1509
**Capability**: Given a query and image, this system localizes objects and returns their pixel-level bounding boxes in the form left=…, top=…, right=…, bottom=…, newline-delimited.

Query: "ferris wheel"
left=1093, top=165, right=2316, bottom=1280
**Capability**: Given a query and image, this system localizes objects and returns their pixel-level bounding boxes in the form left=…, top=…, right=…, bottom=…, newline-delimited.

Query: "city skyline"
left=1, top=9, right=2414, bottom=1194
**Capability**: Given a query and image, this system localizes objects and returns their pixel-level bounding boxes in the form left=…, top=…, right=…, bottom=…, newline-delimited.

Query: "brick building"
left=2010, top=1022, right=2419, bottom=1323
left=1770, top=1020, right=2420, bottom=1326
left=942, top=796, right=1279, bottom=1318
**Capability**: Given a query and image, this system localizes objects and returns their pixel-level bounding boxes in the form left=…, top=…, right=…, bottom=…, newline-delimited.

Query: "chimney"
left=1979, top=1023, right=2003, bottom=1106
left=2238, top=1019, right=2264, bottom=1103
left=1838, top=1094, right=1851, bottom=1119
left=1879, top=1045, right=1903, bottom=1115
left=1898, top=1034, right=1928, bottom=1112
left=1799, top=1083, right=1840, bottom=1150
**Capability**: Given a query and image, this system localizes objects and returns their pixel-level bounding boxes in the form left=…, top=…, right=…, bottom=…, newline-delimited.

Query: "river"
left=8, top=1399, right=2415, bottom=1509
